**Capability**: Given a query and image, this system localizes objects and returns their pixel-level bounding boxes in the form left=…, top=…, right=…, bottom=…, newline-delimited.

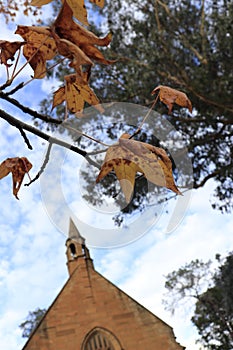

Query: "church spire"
left=68, top=217, right=85, bottom=245
left=65, top=218, right=93, bottom=276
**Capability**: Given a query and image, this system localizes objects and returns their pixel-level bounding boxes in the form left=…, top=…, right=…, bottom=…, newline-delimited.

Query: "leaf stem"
left=62, top=123, right=115, bottom=147
left=11, top=35, right=50, bottom=81
left=11, top=46, right=21, bottom=81
left=130, top=94, right=159, bottom=138
left=22, top=57, right=66, bottom=88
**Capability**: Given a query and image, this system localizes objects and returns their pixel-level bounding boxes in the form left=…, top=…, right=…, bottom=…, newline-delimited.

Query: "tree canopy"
left=0, top=0, right=232, bottom=226
left=163, top=252, right=233, bottom=349
left=19, top=308, right=46, bottom=338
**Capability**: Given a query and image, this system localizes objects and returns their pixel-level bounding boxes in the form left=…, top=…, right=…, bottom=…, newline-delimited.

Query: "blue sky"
left=0, top=3, right=233, bottom=350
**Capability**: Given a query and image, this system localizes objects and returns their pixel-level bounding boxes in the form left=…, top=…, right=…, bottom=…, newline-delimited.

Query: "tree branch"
left=0, top=109, right=86, bottom=156
left=194, top=164, right=232, bottom=189
left=0, top=91, right=61, bottom=125
left=17, top=125, right=33, bottom=150
left=25, top=142, right=53, bottom=186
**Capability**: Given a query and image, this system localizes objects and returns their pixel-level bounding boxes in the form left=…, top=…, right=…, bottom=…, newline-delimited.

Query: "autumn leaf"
left=66, top=0, right=105, bottom=24
left=90, top=0, right=104, bottom=7
left=31, top=0, right=104, bottom=24
left=96, top=134, right=181, bottom=203
left=96, top=135, right=143, bottom=203
left=0, top=40, right=25, bottom=67
left=151, top=85, right=192, bottom=114
left=53, top=35, right=93, bottom=76
left=30, top=0, right=52, bottom=6
left=52, top=74, right=104, bottom=114
left=15, top=25, right=57, bottom=78
left=52, top=86, right=66, bottom=110
left=0, top=157, right=32, bottom=199
left=54, top=1, right=115, bottom=64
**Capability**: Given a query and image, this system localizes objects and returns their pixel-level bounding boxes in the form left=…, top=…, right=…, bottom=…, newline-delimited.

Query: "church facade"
left=22, top=219, right=184, bottom=350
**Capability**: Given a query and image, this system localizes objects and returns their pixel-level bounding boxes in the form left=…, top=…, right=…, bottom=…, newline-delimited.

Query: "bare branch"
left=25, top=143, right=52, bottom=186
left=0, top=91, right=61, bottom=124
left=17, top=125, right=33, bottom=150
left=194, top=164, right=232, bottom=189
left=0, top=109, right=86, bottom=157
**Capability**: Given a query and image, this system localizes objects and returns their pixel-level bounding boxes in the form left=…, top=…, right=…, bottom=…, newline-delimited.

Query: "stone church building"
left=22, top=219, right=184, bottom=350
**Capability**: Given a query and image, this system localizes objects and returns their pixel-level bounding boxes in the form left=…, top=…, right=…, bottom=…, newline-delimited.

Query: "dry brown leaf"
left=66, top=0, right=105, bottom=25
left=0, top=40, right=25, bottom=67
left=96, top=135, right=143, bottom=203
left=52, top=86, right=66, bottom=109
left=90, top=0, right=104, bottom=7
left=53, top=35, right=93, bottom=76
left=66, top=0, right=89, bottom=25
left=30, top=0, right=104, bottom=23
left=151, top=85, right=192, bottom=114
left=30, top=0, right=52, bottom=5
left=96, top=134, right=181, bottom=203
left=55, top=1, right=116, bottom=64
left=0, top=157, right=32, bottom=199
left=15, top=25, right=57, bottom=78
left=52, top=74, right=104, bottom=114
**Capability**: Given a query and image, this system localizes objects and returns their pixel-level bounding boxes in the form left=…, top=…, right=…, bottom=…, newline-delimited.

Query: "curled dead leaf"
left=15, top=25, right=57, bottom=78
left=96, top=134, right=181, bottom=203
left=0, top=40, right=25, bottom=67
left=0, top=157, right=32, bottom=199
left=30, top=0, right=104, bottom=24
left=55, top=1, right=116, bottom=64
left=151, top=85, right=192, bottom=114
left=30, top=0, right=52, bottom=5
left=52, top=74, right=104, bottom=114
left=53, top=34, right=93, bottom=76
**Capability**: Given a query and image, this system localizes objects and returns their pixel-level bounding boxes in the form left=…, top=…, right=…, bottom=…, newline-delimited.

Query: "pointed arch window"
left=82, top=327, right=122, bottom=350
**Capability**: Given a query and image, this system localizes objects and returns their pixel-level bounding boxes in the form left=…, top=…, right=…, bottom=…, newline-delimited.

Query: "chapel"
left=22, top=218, right=185, bottom=350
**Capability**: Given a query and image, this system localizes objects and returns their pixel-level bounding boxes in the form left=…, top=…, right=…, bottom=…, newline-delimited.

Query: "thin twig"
left=17, top=125, right=33, bottom=150
left=5, top=82, right=24, bottom=96
left=0, top=109, right=86, bottom=156
left=11, top=35, right=51, bottom=81
left=6, top=65, right=10, bottom=81
left=11, top=46, right=21, bottom=80
left=131, top=94, right=159, bottom=138
left=0, top=109, right=102, bottom=170
left=22, top=57, right=66, bottom=88
left=63, top=124, right=115, bottom=147
left=87, top=148, right=108, bottom=155
left=0, top=91, right=61, bottom=124
left=25, top=143, right=52, bottom=186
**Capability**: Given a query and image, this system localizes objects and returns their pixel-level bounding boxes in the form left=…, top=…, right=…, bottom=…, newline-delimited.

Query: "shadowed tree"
left=19, top=308, right=47, bottom=338
left=163, top=253, right=233, bottom=349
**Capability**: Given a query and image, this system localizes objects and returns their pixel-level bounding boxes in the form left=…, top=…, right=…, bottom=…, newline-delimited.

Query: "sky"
left=0, top=3, right=233, bottom=350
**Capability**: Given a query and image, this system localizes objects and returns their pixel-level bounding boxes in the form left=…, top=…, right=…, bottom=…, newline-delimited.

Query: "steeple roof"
left=68, top=217, right=85, bottom=245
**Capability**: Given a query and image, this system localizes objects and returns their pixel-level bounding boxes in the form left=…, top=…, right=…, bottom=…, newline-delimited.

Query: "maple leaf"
left=53, top=34, right=93, bottom=77
left=54, top=1, right=115, bottom=64
left=31, top=0, right=104, bottom=25
left=0, top=40, right=25, bottom=67
left=0, top=157, right=32, bottom=199
left=151, top=85, right=192, bottom=114
left=96, top=134, right=181, bottom=203
left=30, top=0, right=52, bottom=5
left=15, top=25, right=57, bottom=78
left=52, top=73, right=104, bottom=114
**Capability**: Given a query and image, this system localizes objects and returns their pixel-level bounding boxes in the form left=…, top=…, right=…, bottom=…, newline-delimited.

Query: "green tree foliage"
left=163, top=253, right=233, bottom=349
left=19, top=308, right=46, bottom=338
left=88, top=0, right=232, bottom=213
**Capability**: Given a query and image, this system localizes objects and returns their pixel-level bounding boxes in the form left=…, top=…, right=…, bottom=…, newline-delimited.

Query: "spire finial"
left=68, top=218, right=85, bottom=245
